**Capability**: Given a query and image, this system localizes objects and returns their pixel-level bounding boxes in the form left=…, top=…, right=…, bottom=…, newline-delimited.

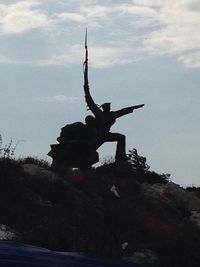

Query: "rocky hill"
left=0, top=154, right=200, bottom=267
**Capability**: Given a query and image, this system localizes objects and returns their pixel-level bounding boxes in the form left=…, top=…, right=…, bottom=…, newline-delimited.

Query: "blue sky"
left=0, top=0, right=200, bottom=185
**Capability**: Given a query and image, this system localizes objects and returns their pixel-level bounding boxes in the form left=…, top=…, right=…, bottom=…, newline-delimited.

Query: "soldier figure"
left=83, top=101, right=144, bottom=161
left=83, top=30, right=144, bottom=161
left=48, top=30, right=144, bottom=170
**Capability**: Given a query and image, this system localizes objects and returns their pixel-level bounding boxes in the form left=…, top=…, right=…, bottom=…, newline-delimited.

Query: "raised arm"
left=113, top=104, right=144, bottom=119
left=83, top=29, right=102, bottom=117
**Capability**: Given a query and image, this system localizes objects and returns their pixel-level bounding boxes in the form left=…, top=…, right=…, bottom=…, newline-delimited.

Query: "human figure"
left=83, top=30, right=144, bottom=161
left=48, top=30, right=144, bottom=169
left=84, top=85, right=144, bottom=161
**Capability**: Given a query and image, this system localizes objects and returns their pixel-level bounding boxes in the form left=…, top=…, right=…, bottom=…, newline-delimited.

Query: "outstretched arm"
left=113, top=104, right=144, bottom=119
left=83, top=30, right=102, bottom=117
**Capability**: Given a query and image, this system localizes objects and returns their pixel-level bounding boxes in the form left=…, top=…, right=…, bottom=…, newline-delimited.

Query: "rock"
left=123, top=249, right=158, bottom=265
left=22, top=164, right=58, bottom=182
left=121, top=242, right=128, bottom=250
left=143, top=182, right=200, bottom=213
left=110, top=185, right=120, bottom=198
left=0, top=225, right=16, bottom=240
left=49, top=143, right=99, bottom=169
left=190, top=211, right=200, bottom=228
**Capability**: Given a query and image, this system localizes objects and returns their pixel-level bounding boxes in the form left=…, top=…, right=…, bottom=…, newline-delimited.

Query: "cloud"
left=178, top=51, right=200, bottom=68
left=0, top=54, right=13, bottom=64
left=40, top=43, right=135, bottom=68
left=56, top=12, right=87, bottom=23
left=57, top=5, right=111, bottom=22
left=39, top=44, right=83, bottom=66
left=88, top=45, right=134, bottom=68
left=33, top=95, right=81, bottom=104
left=0, top=0, right=200, bottom=68
left=132, top=1, right=200, bottom=67
left=80, top=5, right=113, bottom=18
left=117, top=3, right=161, bottom=27
left=0, top=1, right=51, bottom=34
left=55, top=5, right=114, bottom=29
left=56, top=1, right=200, bottom=68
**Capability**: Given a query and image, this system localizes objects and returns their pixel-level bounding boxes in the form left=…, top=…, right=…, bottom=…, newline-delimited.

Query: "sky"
left=0, top=0, right=200, bottom=185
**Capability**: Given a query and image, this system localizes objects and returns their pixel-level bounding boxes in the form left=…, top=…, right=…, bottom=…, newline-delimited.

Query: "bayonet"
left=83, top=29, right=102, bottom=116
left=83, top=28, right=89, bottom=97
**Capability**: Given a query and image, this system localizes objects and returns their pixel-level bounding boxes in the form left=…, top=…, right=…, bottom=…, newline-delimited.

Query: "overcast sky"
left=0, top=0, right=200, bottom=185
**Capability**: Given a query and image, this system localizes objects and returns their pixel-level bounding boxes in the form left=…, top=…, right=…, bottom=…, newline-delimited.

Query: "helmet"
left=100, top=102, right=111, bottom=110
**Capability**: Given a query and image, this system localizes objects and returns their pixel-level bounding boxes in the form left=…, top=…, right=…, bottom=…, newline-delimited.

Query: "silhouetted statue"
left=48, top=121, right=99, bottom=170
left=83, top=30, right=144, bottom=161
left=48, top=30, right=144, bottom=170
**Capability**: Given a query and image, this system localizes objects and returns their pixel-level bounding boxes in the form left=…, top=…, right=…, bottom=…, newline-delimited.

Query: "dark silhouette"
left=48, top=30, right=144, bottom=169
left=48, top=121, right=99, bottom=170
left=83, top=30, right=144, bottom=161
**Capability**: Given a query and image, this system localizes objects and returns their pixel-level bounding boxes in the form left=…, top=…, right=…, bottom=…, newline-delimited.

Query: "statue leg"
left=104, top=132, right=127, bottom=161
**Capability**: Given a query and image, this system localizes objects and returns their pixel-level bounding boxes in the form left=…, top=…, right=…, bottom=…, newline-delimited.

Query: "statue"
left=83, top=30, right=144, bottom=161
left=48, top=121, right=99, bottom=170
left=48, top=30, right=144, bottom=170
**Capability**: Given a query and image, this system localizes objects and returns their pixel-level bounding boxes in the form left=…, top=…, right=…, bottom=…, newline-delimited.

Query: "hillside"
left=0, top=153, right=200, bottom=267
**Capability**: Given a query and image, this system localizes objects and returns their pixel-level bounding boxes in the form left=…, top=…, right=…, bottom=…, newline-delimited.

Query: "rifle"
left=83, top=30, right=102, bottom=116
left=83, top=29, right=94, bottom=111
left=83, top=28, right=89, bottom=97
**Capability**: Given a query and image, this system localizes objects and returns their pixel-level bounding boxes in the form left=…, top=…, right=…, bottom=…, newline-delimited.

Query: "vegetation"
left=0, top=147, right=199, bottom=266
left=19, top=156, right=51, bottom=169
left=0, top=134, right=24, bottom=159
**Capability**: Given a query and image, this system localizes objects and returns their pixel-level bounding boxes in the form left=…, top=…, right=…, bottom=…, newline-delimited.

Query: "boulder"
left=22, top=164, right=58, bottom=182
left=123, top=249, right=158, bottom=265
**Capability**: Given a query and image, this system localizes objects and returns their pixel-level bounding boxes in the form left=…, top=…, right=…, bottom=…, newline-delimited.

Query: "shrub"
left=20, top=157, right=50, bottom=169
left=0, top=134, right=24, bottom=159
left=128, top=148, right=150, bottom=174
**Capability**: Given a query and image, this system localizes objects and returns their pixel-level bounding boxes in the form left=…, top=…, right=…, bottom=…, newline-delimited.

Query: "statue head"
left=85, top=115, right=96, bottom=126
left=100, top=102, right=111, bottom=112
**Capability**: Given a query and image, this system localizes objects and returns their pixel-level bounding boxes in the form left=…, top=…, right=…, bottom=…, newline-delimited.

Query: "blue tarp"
left=0, top=241, right=142, bottom=267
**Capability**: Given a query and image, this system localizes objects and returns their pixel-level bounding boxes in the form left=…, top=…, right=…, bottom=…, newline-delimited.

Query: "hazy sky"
left=0, top=0, right=200, bottom=185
